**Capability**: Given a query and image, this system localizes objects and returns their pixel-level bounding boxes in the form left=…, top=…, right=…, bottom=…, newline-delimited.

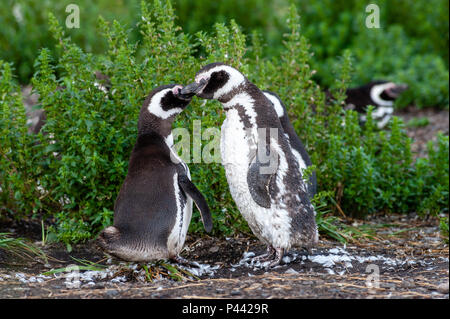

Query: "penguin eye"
left=160, top=90, right=185, bottom=110
left=212, top=70, right=227, bottom=82
left=380, top=90, right=395, bottom=101
left=201, top=70, right=229, bottom=96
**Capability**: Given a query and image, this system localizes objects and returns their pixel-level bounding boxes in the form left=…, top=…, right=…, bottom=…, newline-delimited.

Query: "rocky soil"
left=1, top=91, right=447, bottom=299
left=0, top=215, right=448, bottom=299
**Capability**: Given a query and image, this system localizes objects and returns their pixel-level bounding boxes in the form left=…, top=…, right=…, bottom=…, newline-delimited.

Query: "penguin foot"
left=268, top=248, right=284, bottom=268
left=253, top=246, right=276, bottom=262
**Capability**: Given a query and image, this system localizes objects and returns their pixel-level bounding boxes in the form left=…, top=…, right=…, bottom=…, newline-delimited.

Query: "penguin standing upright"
left=262, top=90, right=317, bottom=199
left=182, top=63, right=318, bottom=266
left=98, top=84, right=212, bottom=262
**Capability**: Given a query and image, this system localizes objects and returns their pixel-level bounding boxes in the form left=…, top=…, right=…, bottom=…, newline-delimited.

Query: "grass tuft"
left=0, top=232, right=48, bottom=264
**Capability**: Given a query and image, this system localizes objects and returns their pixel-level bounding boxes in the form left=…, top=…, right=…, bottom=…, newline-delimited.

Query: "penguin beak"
left=386, top=83, right=409, bottom=98
left=180, top=79, right=208, bottom=96
left=173, top=85, right=194, bottom=101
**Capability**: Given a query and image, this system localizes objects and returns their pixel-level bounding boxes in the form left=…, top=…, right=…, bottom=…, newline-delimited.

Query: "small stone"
left=381, top=282, right=396, bottom=291
left=401, top=279, right=415, bottom=288
left=94, top=282, right=106, bottom=288
left=437, top=282, right=449, bottom=294
left=285, top=268, right=299, bottom=275
left=230, top=290, right=241, bottom=296
left=209, top=246, right=219, bottom=253
left=106, top=290, right=119, bottom=297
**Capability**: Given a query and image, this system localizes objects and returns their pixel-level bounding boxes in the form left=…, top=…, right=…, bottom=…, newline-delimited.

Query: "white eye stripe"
left=147, top=88, right=183, bottom=119
left=195, top=65, right=245, bottom=99
left=195, top=73, right=210, bottom=83
left=370, top=83, right=395, bottom=107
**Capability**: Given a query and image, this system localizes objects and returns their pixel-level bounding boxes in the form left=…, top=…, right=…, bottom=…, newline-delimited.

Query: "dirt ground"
left=396, top=106, right=449, bottom=159
left=0, top=214, right=448, bottom=299
left=1, top=98, right=447, bottom=299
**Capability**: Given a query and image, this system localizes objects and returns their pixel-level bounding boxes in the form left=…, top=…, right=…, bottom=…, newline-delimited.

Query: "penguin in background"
left=262, top=90, right=317, bottom=199
left=343, top=80, right=409, bottom=129
left=181, top=63, right=319, bottom=267
left=260, top=81, right=409, bottom=197
left=98, top=84, right=212, bottom=263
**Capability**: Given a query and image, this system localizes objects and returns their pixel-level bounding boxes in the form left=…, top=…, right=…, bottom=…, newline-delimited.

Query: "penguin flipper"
left=178, top=174, right=213, bottom=233
left=247, top=147, right=279, bottom=209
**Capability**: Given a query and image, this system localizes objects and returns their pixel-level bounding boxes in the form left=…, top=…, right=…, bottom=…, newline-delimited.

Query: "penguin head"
left=368, top=81, right=408, bottom=107
left=181, top=62, right=246, bottom=100
left=138, top=84, right=192, bottom=136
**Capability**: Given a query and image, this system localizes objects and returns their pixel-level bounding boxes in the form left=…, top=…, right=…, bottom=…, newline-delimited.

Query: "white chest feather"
left=166, top=135, right=192, bottom=256
left=220, top=104, right=293, bottom=249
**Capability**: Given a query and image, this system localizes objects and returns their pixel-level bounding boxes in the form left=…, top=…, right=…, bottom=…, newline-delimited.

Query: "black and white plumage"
left=262, top=91, right=317, bottom=199
left=182, top=63, right=319, bottom=266
left=344, top=81, right=408, bottom=129
left=98, top=84, right=212, bottom=262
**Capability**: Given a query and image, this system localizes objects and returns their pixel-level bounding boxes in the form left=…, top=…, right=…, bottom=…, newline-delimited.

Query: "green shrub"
left=415, top=133, right=449, bottom=217
left=248, top=5, right=449, bottom=218
left=6, top=0, right=249, bottom=242
left=2, top=1, right=448, bottom=110
left=308, top=8, right=449, bottom=109
left=0, top=60, right=41, bottom=217
left=0, top=0, right=141, bottom=83
left=0, top=1, right=448, bottom=243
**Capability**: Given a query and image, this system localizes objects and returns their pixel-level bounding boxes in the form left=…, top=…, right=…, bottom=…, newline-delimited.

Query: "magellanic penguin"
left=343, top=81, right=408, bottom=129
left=262, top=90, right=317, bottom=199
left=98, top=84, right=213, bottom=262
left=182, top=63, right=319, bottom=267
